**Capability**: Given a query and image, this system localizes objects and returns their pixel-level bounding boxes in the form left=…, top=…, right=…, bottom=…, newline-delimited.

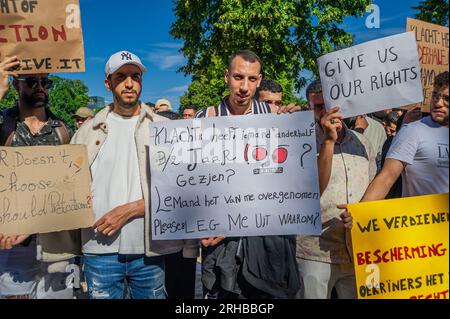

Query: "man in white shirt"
left=71, top=51, right=198, bottom=299
left=341, top=71, right=449, bottom=228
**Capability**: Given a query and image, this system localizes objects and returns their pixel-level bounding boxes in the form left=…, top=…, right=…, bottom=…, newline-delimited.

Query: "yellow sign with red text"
left=348, top=193, right=449, bottom=299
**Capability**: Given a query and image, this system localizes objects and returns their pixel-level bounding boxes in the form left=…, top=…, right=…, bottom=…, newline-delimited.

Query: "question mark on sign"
left=226, top=169, right=236, bottom=184
left=313, top=212, right=320, bottom=227
left=300, top=143, right=313, bottom=169
left=86, top=195, right=92, bottom=207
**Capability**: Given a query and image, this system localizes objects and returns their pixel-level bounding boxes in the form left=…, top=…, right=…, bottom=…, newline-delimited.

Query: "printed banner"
left=349, top=193, right=449, bottom=299
left=149, top=112, right=321, bottom=240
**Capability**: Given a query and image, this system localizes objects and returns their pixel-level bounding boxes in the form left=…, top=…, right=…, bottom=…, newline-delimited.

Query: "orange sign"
left=407, top=18, right=449, bottom=112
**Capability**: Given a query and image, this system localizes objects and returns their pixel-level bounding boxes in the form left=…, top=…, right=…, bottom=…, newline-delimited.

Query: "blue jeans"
left=83, top=254, right=166, bottom=299
left=0, top=237, right=74, bottom=299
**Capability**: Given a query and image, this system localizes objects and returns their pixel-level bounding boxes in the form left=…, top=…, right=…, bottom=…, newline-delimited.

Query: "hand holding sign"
left=337, top=204, right=353, bottom=229
left=320, top=107, right=344, bottom=143
left=0, top=234, right=29, bottom=250
left=0, top=56, right=20, bottom=98
left=201, top=237, right=226, bottom=247
left=277, top=103, right=302, bottom=114
left=94, top=199, right=144, bottom=237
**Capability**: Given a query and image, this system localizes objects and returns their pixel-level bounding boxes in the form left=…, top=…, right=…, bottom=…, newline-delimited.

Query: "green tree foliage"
left=0, top=76, right=89, bottom=131
left=290, top=95, right=308, bottom=108
left=413, top=0, right=449, bottom=26
left=171, top=0, right=371, bottom=108
left=48, top=75, right=90, bottom=131
left=0, top=85, right=18, bottom=110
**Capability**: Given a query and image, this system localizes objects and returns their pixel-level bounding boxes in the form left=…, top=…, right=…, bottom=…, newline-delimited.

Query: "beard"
left=432, top=113, right=449, bottom=126
left=114, top=89, right=141, bottom=110
left=22, top=92, right=49, bottom=109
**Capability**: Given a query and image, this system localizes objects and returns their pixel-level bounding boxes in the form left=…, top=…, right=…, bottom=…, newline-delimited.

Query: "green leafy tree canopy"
left=171, top=0, right=372, bottom=108
left=0, top=84, right=18, bottom=110
left=413, top=0, right=449, bottom=26
left=48, top=76, right=90, bottom=131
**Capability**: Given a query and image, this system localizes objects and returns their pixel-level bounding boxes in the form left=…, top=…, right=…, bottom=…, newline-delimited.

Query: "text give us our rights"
left=318, top=31, right=424, bottom=118
left=148, top=111, right=322, bottom=240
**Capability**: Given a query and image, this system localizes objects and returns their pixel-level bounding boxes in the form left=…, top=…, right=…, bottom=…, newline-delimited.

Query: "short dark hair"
left=434, top=71, right=449, bottom=89
left=183, top=105, right=197, bottom=112
left=158, top=110, right=180, bottom=120
left=255, top=79, right=283, bottom=100
left=385, top=111, right=399, bottom=124
left=306, top=79, right=322, bottom=102
left=228, top=50, right=262, bottom=72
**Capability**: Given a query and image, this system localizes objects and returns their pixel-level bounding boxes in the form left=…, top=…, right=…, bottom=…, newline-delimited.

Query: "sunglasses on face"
left=17, top=77, right=53, bottom=90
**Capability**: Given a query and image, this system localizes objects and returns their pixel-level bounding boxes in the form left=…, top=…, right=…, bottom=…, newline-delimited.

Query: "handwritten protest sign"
left=348, top=193, right=449, bottom=299
left=0, top=0, right=85, bottom=73
left=0, top=145, right=94, bottom=235
left=407, top=18, right=449, bottom=112
left=318, top=32, right=424, bottom=118
left=149, top=112, right=321, bottom=240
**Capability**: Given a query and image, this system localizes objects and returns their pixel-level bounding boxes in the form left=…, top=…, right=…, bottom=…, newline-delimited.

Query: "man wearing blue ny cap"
left=71, top=51, right=199, bottom=299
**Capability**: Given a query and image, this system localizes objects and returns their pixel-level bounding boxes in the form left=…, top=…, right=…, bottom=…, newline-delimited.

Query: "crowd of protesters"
left=0, top=48, right=448, bottom=299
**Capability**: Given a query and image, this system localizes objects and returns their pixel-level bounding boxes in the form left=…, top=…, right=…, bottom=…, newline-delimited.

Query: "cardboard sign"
left=0, top=0, right=85, bottom=73
left=318, top=32, right=424, bottom=118
left=407, top=18, right=449, bottom=112
left=0, top=145, right=94, bottom=235
left=149, top=112, right=322, bottom=240
left=348, top=193, right=449, bottom=299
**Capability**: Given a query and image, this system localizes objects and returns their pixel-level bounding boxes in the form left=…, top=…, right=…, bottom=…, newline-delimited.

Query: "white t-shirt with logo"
left=82, top=112, right=144, bottom=255
left=387, top=116, right=449, bottom=197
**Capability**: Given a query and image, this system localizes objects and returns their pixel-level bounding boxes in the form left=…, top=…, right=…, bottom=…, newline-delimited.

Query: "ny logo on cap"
left=121, top=52, right=132, bottom=61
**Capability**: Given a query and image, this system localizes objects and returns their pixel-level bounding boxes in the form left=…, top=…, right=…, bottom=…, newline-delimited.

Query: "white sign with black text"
left=149, top=112, right=322, bottom=240
left=318, top=31, right=424, bottom=118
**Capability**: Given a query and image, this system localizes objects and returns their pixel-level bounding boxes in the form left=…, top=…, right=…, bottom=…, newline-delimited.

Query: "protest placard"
left=348, top=193, right=449, bottom=299
left=0, top=0, right=85, bottom=73
left=318, top=32, right=424, bottom=118
left=407, top=18, right=449, bottom=112
left=149, top=112, right=321, bottom=240
left=0, top=145, right=94, bottom=235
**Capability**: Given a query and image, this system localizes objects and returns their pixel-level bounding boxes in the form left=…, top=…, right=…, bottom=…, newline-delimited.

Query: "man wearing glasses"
left=0, top=56, right=74, bottom=299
